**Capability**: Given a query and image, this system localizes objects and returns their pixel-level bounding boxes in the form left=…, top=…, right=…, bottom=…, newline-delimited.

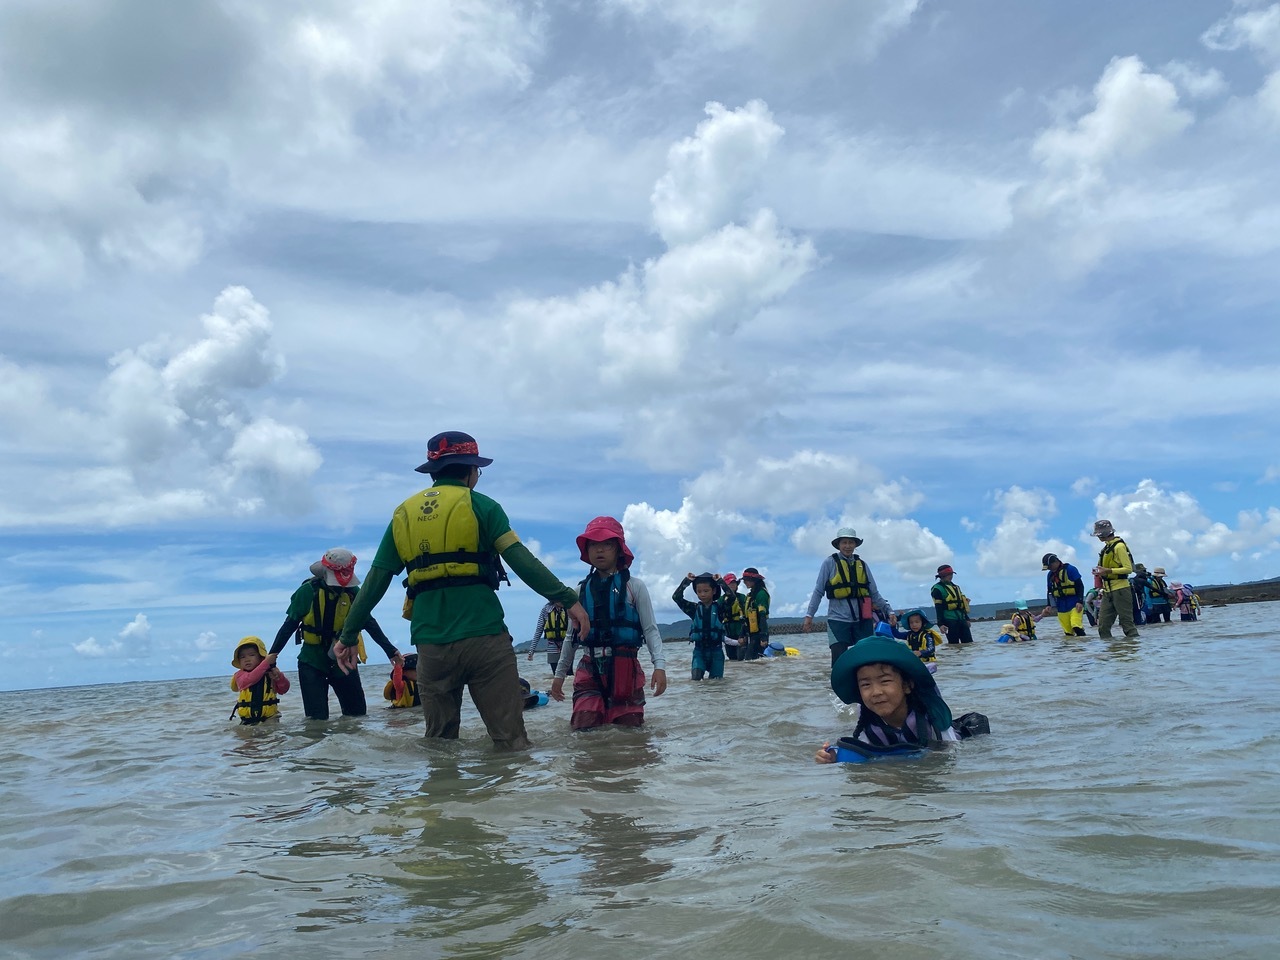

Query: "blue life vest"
left=689, top=602, right=726, bottom=647
left=579, top=570, right=643, bottom=649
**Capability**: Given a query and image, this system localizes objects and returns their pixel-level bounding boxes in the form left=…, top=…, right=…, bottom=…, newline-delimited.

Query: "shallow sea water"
left=3, top=602, right=1278, bottom=960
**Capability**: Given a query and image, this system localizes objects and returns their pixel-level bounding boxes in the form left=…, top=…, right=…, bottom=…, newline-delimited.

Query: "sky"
left=3, top=0, right=1280, bottom=690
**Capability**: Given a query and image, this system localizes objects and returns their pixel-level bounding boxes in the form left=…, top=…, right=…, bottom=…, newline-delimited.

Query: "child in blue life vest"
left=230, top=637, right=291, bottom=725
left=383, top=653, right=420, bottom=708
left=674, top=572, right=728, bottom=680
left=550, top=516, right=668, bottom=729
left=815, top=638, right=974, bottom=763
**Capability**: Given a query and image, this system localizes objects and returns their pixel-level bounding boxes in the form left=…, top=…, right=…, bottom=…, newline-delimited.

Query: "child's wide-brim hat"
left=576, top=516, right=635, bottom=567
left=691, top=572, right=721, bottom=597
left=232, top=636, right=268, bottom=667
left=902, top=607, right=933, bottom=628
left=831, top=638, right=953, bottom=733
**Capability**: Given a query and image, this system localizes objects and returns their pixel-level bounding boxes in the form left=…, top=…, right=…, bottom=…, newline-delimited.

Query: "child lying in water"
left=815, top=637, right=970, bottom=763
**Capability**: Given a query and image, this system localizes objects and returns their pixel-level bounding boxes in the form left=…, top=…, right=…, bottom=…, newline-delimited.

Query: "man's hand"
left=566, top=602, right=590, bottom=641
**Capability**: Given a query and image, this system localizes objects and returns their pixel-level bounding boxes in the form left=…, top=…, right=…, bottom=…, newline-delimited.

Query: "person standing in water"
left=1041, top=553, right=1088, bottom=637
left=930, top=564, right=973, bottom=644
left=334, top=431, right=589, bottom=750
left=550, top=516, right=666, bottom=727
left=1092, top=519, right=1140, bottom=640
left=802, top=528, right=894, bottom=666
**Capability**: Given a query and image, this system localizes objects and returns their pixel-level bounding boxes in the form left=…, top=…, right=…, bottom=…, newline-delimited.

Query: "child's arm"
left=671, top=577, right=697, bottom=616
left=364, top=617, right=402, bottom=663
left=629, top=579, right=667, bottom=696
left=527, top=606, right=548, bottom=660
left=888, top=623, right=910, bottom=639
left=388, top=660, right=405, bottom=701
left=269, top=667, right=290, bottom=694
left=236, top=654, right=277, bottom=691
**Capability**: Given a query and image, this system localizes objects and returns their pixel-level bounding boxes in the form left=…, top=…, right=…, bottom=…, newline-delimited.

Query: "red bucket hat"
left=576, top=516, right=634, bottom=568
left=936, top=564, right=954, bottom=578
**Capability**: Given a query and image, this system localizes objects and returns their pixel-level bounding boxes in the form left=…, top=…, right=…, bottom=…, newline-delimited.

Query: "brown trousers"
left=1098, top=585, right=1140, bottom=639
left=417, top=632, right=529, bottom=749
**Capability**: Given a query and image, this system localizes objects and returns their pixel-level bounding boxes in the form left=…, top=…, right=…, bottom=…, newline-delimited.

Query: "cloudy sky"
left=4, top=0, right=1279, bottom=690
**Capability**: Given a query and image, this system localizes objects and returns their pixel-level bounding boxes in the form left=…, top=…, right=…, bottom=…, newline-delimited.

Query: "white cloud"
left=1071, top=476, right=1099, bottom=496
left=1202, top=4, right=1280, bottom=62
left=1262, top=465, right=1280, bottom=483
left=73, top=612, right=151, bottom=658
left=0, top=287, right=320, bottom=525
left=613, top=0, right=920, bottom=65
left=652, top=100, right=782, bottom=246
left=976, top=486, right=1078, bottom=576
left=1162, top=60, right=1228, bottom=99
left=1091, top=478, right=1280, bottom=568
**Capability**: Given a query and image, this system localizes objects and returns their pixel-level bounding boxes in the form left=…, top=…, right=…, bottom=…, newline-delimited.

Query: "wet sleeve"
left=338, top=567, right=395, bottom=645
left=629, top=579, right=666, bottom=671
left=269, top=618, right=299, bottom=656
left=502, top=542, right=579, bottom=607
left=805, top=558, right=831, bottom=618
left=271, top=669, right=291, bottom=694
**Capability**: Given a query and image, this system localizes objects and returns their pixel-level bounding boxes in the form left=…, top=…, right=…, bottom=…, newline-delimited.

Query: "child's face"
left=694, top=582, right=716, bottom=602
left=857, top=663, right=913, bottom=726
left=236, top=646, right=263, bottom=671
left=588, top=539, right=620, bottom=574
left=908, top=614, right=924, bottom=632
left=402, top=667, right=417, bottom=682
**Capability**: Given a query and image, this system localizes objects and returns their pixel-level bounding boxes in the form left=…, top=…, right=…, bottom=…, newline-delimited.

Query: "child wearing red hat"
left=550, top=517, right=667, bottom=728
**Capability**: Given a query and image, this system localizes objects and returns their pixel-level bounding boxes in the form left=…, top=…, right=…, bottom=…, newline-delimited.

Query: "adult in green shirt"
left=335, top=431, right=589, bottom=749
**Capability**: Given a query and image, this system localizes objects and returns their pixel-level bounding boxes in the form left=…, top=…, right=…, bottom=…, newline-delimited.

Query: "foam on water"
left=3, top=603, right=1278, bottom=959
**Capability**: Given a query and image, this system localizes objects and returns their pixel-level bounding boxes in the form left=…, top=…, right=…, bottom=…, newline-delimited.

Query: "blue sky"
left=3, top=0, right=1279, bottom=690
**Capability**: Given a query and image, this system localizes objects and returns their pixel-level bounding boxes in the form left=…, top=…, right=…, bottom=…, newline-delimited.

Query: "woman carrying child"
left=674, top=572, right=728, bottom=680
left=549, top=517, right=667, bottom=728
left=814, top=637, right=959, bottom=762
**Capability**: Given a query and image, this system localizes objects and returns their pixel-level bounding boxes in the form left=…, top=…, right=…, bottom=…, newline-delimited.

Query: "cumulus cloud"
left=652, top=100, right=782, bottom=246
left=976, top=486, right=1078, bottom=576
left=1202, top=3, right=1280, bottom=62
left=622, top=448, right=949, bottom=604
left=74, top=612, right=151, bottom=658
left=0, top=287, right=320, bottom=526
left=1162, top=60, right=1229, bottom=99
left=0, top=0, right=545, bottom=283
left=1091, top=478, right=1280, bottom=569
left=494, top=101, right=815, bottom=443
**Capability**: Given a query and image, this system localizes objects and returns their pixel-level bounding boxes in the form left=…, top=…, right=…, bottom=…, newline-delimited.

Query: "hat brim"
left=309, top=560, right=360, bottom=588
left=831, top=537, right=864, bottom=549
left=830, top=637, right=952, bottom=731
left=415, top=454, right=493, bottom=474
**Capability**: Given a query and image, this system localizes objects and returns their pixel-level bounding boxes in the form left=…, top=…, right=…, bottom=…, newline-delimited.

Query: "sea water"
left=2, top=602, right=1277, bottom=960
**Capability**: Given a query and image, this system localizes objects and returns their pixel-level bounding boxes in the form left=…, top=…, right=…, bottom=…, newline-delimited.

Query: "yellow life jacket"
left=1048, top=566, right=1079, bottom=599
left=745, top=588, right=768, bottom=633
left=544, top=607, right=568, bottom=643
left=1097, top=537, right=1132, bottom=590
left=1012, top=611, right=1038, bottom=640
left=825, top=555, right=870, bottom=600
left=298, top=579, right=363, bottom=650
left=392, top=484, right=498, bottom=600
left=934, top=581, right=969, bottom=613
left=383, top=678, right=420, bottom=708
left=229, top=673, right=280, bottom=723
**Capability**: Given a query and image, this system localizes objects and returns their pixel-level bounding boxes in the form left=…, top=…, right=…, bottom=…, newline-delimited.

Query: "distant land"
left=513, top=576, right=1279, bottom=649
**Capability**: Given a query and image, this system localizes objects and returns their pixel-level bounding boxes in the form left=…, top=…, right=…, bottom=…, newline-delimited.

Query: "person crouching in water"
left=741, top=567, right=771, bottom=660
left=1011, top=600, right=1044, bottom=641
left=814, top=637, right=958, bottom=762
left=230, top=637, right=291, bottom=725
left=674, top=572, right=727, bottom=680
left=549, top=517, right=667, bottom=728
left=383, top=653, right=420, bottom=708
left=719, top=573, right=748, bottom=661
left=1042, top=553, right=1088, bottom=637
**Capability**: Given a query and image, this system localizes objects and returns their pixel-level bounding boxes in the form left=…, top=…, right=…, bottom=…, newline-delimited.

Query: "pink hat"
left=576, top=516, right=634, bottom=568
left=721, top=572, right=738, bottom=586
